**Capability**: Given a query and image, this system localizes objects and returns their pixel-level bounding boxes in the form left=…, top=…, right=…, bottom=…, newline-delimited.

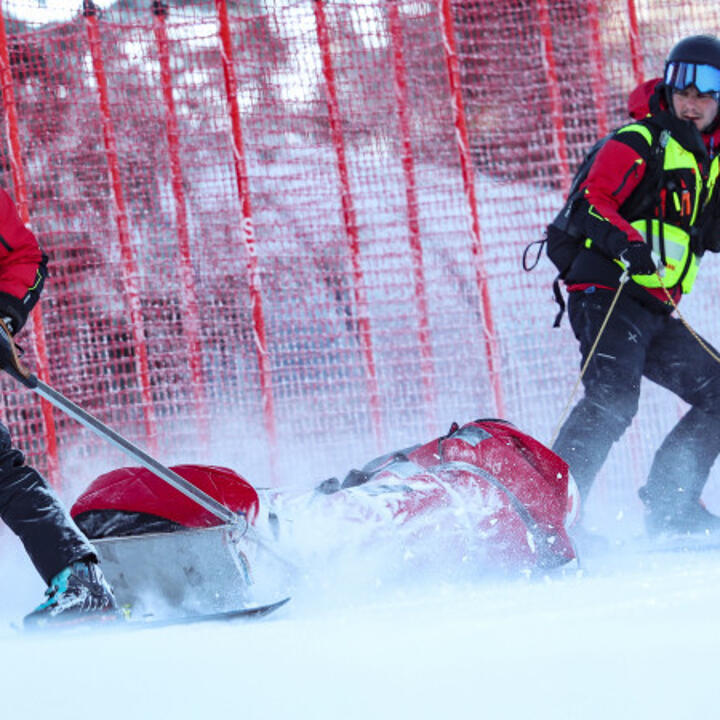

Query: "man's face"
left=672, top=86, right=719, bottom=132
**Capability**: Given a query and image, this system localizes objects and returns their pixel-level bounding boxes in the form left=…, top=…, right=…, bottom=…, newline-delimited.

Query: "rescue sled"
left=1, top=319, right=578, bottom=618
left=0, top=319, right=291, bottom=624
left=68, top=419, right=579, bottom=620
left=70, top=465, right=293, bottom=620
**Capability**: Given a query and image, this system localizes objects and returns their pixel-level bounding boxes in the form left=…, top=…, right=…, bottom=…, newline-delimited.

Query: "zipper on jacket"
left=611, top=158, right=643, bottom=197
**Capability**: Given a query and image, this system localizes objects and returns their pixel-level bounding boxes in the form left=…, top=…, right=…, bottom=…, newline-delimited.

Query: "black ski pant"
left=0, top=421, right=95, bottom=584
left=552, top=287, right=720, bottom=514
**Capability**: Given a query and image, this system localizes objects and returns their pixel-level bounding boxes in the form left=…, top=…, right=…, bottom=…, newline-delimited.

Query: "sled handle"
left=0, top=320, right=241, bottom=527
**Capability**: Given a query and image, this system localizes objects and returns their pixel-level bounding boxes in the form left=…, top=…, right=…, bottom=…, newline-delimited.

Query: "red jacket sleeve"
left=0, top=188, right=44, bottom=299
left=579, top=137, right=649, bottom=254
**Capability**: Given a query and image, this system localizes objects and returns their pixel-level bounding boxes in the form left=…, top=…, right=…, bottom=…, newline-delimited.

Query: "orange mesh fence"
left=0, top=0, right=718, bottom=521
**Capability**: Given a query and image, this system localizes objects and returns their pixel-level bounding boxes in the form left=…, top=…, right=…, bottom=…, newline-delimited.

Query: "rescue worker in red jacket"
left=552, top=36, right=720, bottom=537
left=0, top=187, right=117, bottom=626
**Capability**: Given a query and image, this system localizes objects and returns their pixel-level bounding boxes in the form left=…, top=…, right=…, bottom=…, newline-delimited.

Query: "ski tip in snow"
left=15, top=597, right=291, bottom=635
left=126, top=596, right=291, bottom=630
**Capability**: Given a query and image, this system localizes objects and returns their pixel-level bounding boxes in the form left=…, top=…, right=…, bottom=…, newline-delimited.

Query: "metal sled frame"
left=93, top=524, right=253, bottom=617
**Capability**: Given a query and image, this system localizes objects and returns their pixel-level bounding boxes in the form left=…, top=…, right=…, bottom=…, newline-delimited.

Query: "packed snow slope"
left=1, top=528, right=719, bottom=720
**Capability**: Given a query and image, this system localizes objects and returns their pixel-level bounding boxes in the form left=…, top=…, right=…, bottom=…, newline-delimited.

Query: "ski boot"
left=24, top=560, right=120, bottom=629
left=639, top=485, right=720, bottom=537
left=645, top=501, right=720, bottom=537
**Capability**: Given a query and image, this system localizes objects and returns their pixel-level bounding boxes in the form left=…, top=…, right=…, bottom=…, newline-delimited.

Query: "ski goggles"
left=664, top=61, right=720, bottom=99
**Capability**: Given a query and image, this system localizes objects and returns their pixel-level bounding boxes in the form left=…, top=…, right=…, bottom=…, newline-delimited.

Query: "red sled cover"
left=71, top=464, right=259, bottom=529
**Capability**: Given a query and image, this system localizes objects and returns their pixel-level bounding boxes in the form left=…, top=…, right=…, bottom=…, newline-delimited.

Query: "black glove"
left=700, top=221, right=720, bottom=254
left=706, top=233, right=720, bottom=253
left=0, top=318, right=15, bottom=372
left=690, top=212, right=720, bottom=256
left=0, top=316, right=15, bottom=335
left=690, top=226, right=706, bottom=257
left=619, top=243, right=657, bottom=275
left=0, top=300, right=26, bottom=336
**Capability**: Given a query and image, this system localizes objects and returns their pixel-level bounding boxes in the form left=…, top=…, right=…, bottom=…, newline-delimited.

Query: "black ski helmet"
left=666, top=35, right=720, bottom=69
left=664, top=35, right=720, bottom=131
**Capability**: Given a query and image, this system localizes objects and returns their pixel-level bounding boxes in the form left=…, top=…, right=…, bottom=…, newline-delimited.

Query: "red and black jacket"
left=564, top=79, right=720, bottom=313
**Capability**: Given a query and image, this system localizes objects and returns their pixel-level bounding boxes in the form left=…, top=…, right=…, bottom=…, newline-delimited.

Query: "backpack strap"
left=552, top=273, right=566, bottom=328
left=522, top=236, right=545, bottom=271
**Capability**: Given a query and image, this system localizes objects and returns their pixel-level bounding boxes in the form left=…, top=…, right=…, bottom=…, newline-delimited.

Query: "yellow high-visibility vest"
left=589, top=125, right=720, bottom=293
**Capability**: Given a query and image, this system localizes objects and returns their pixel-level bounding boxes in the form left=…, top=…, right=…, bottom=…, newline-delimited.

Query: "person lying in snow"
left=70, top=419, right=579, bottom=577
left=298, top=418, right=578, bottom=574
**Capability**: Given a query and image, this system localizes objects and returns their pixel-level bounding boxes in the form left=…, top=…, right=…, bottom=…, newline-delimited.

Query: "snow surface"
left=1, top=524, right=720, bottom=720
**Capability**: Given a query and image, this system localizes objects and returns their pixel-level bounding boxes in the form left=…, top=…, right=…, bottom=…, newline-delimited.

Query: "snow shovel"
left=0, top=320, right=289, bottom=618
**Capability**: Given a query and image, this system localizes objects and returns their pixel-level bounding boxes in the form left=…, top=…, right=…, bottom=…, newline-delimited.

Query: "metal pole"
left=0, top=319, right=239, bottom=527
left=32, top=376, right=240, bottom=526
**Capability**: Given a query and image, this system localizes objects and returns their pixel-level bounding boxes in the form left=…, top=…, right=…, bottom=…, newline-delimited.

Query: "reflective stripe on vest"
left=624, top=219, right=699, bottom=291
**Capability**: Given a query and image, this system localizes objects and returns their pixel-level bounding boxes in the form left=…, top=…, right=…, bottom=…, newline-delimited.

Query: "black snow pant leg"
left=0, top=422, right=96, bottom=585
left=641, top=316, right=720, bottom=511
left=553, top=399, right=633, bottom=501
left=552, top=290, right=661, bottom=502
left=642, top=407, right=720, bottom=511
